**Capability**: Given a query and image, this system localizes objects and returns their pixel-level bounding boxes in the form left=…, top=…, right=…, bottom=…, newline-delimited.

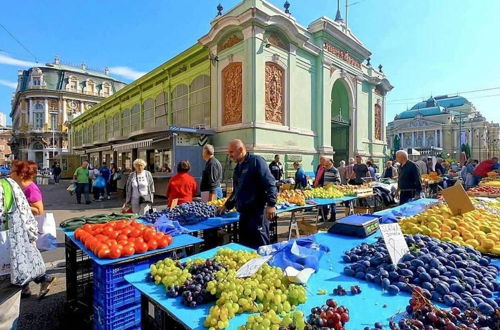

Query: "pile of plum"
left=140, top=202, right=217, bottom=225
left=343, top=234, right=499, bottom=312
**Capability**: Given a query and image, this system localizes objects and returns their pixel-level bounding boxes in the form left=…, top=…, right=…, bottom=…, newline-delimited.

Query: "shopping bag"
left=93, top=176, right=106, bottom=188
left=0, top=229, right=11, bottom=276
left=35, top=213, right=57, bottom=251
left=66, top=183, right=76, bottom=194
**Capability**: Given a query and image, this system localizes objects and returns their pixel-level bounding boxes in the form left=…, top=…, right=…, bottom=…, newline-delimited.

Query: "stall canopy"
left=113, top=139, right=154, bottom=152
left=85, top=146, right=113, bottom=154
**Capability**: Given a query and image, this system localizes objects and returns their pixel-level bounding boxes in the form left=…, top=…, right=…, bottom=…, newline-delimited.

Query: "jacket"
left=398, top=161, right=422, bottom=193
left=269, top=161, right=283, bottom=181
left=167, top=172, right=197, bottom=207
left=225, top=154, right=277, bottom=213
left=125, top=171, right=155, bottom=205
left=200, top=157, right=222, bottom=192
left=294, top=168, right=307, bottom=189
left=323, top=167, right=340, bottom=185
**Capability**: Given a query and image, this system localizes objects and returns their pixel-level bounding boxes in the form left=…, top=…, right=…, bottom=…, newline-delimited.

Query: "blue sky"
left=1, top=0, right=499, bottom=125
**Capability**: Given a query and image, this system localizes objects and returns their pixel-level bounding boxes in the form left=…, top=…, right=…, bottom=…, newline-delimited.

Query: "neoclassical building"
left=10, top=57, right=126, bottom=168
left=71, top=0, right=392, bottom=183
left=386, top=95, right=500, bottom=160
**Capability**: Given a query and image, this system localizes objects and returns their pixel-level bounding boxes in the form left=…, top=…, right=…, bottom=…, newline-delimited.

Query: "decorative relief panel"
left=265, top=62, right=284, bottom=124
left=218, top=34, right=243, bottom=52
left=222, top=62, right=242, bottom=126
left=374, top=104, right=382, bottom=140
left=48, top=99, right=58, bottom=111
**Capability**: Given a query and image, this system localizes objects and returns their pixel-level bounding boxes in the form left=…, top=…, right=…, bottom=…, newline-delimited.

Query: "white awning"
left=85, top=146, right=112, bottom=154
left=113, top=139, right=153, bottom=152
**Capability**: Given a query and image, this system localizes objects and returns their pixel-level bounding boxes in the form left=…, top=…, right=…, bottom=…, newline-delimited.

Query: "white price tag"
left=379, top=223, right=409, bottom=265
left=236, top=255, right=272, bottom=278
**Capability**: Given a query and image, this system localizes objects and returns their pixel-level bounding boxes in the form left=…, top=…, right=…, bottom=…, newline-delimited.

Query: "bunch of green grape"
left=238, top=310, right=306, bottom=330
left=149, top=258, right=191, bottom=287
left=215, top=249, right=259, bottom=270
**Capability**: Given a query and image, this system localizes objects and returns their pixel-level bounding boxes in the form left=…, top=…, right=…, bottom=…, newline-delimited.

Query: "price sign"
left=442, top=182, right=474, bottom=216
left=379, top=223, right=409, bottom=265
left=170, top=198, right=178, bottom=210
left=236, top=255, right=272, bottom=278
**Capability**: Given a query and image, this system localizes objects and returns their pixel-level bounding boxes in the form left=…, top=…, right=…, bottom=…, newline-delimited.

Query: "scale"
left=328, top=214, right=380, bottom=237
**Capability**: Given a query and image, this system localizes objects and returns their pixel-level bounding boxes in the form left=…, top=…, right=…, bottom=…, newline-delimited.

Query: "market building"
left=9, top=57, right=126, bottom=169
left=70, top=0, right=393, bottom=190
left=386, top=95, right=500, bottom=161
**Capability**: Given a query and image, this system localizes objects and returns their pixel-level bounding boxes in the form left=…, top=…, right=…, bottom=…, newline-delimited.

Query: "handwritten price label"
left=379, top=223, right=409, bottom=265
left=236, top=255, right=272, bottom=278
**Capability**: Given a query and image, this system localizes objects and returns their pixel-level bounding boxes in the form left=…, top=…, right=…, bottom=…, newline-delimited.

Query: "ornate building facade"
left=0, top=123, right=12, bottom=166
left=70, top=0, right=392, bottom=179
left=386, top=95, right=500, bottom=161
left=9, top=57, right=125, bottom=168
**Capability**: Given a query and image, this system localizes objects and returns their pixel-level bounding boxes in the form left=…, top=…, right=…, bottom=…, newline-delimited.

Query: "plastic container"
left=94, top=280, right=141, bottom=312
left=93, top=303, right=141, bottom=330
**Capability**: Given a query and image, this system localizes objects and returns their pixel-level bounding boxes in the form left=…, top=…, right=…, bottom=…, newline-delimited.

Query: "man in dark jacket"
left=269, top=155, right=283, bottom=182
left=396, top=150, right=422, bottom=205
left=200, top=144, right=223, bottom=201
left=220, top=139, right=277, bottom=248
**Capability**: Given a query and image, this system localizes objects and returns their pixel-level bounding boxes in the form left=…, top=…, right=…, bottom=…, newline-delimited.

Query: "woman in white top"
left=124, top=159, right=155, bottom=215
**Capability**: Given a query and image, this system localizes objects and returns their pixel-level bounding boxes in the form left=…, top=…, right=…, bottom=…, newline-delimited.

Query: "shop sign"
left=323, top=42, right=361, bottom=69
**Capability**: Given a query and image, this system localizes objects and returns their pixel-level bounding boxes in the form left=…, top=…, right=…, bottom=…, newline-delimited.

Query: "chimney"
left=54, top=56, right=60, bottom=65
left=104, top=67, right=110, bottom=75
left=81, top=63, right=87, bottom=70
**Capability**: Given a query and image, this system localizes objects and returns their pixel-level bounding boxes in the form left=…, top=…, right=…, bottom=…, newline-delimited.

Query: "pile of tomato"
left=73, top=219, right=173, bottom=259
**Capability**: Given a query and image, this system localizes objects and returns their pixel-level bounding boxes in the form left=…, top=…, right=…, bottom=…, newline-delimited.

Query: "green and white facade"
left=71, top=0, right=392, bottom=179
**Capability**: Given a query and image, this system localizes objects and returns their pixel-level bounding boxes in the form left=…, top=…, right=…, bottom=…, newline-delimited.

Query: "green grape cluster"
left=215, top=249, right=259, bottom=270
left=149, top=258, right=191, bottom=287
left=204, top=250, right=308, bottom=329
left=238, top=310, right=306, bottom=330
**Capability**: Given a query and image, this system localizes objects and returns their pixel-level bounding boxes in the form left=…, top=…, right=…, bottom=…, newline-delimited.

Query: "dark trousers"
left=53, top=174, right=60, bottom=183
left=320, top=205, right=336, bottom=222
left=400, top=190, right=417, bottom=205
left=239, top=209, right=270, bottom=249
left=75, top=183, right=90, bottom=203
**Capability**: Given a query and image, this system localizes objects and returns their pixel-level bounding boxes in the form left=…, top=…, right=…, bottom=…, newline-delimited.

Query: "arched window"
left=101, top=82, right=112, bottom=97
left=34, top=101, right=44, bottom=129
left=106, top=116, right=113, bottom=139
left=85, top=79, right=96, bottom=95
left=92, top=123, right=98, bottom=142
left=67, top=75, right=79, bottom=92
left=113, top=113, right=121, bottom=137
left=172, top=85, right=189, bottom=127
left=189, top=75, right=210, bottom=127
left=130, top=104, right=140, bottom=132
left=143, top=98, right=154, bottom=129
left=122, top=109, right=130, bottom=136
left=155, top=92, right=168, bottom=128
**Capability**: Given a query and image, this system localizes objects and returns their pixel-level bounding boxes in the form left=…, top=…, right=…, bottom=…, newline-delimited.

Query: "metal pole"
left=345, top=0, right=349, bottom=30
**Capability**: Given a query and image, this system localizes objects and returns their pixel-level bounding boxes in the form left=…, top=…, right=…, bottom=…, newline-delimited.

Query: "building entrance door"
left=35, top=152, right=44, bottom=168
left=331, top=80, right=351, bottom=166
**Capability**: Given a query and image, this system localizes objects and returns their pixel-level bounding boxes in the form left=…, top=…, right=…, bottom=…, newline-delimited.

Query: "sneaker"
left=38, top=277, right=56, bottom=300
left=21, top=287, right=32, bottom=298
left=107, top=195, right=111, bottom=200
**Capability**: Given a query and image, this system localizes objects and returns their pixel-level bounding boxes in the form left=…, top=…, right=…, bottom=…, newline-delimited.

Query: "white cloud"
left=0, top=79, right=17, bottom=89
left=109, top=66, right=146, bottom=80
left=0, top=53, right=37, bottom=67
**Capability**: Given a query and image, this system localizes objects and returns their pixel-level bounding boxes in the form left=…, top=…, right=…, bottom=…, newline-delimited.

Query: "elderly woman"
left=338, top=160, right=347, bottom=185
left=124, top=159, right=155, bottom=215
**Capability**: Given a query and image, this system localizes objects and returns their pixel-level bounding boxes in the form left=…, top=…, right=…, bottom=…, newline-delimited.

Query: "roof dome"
left=395, top=95, right=470, bottom=120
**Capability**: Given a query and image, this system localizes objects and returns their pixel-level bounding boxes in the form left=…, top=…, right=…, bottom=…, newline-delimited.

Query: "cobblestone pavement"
left=18, top=180, right=346, bottom=329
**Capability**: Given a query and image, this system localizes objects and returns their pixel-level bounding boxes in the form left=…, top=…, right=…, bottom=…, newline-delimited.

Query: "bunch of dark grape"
left=139, top=208, right=169, bottom=223
left=168, top=202, right=217, bottom=225
left=170, top=259, right=224, bottom=308
left=305, top=298, right=350, bottom=329
left=342, top=234, right=498, bottom=311
left=332, top=285, right=347, bottom=296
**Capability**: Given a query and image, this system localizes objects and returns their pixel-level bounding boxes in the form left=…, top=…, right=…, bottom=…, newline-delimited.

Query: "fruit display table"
left=62, top=229, right=203, bottom=330
left=374, top=198, right=439, bottom=222
left=125, top=231, right=498, bottom=329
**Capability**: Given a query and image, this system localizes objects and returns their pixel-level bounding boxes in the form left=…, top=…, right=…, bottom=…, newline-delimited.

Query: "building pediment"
left=394, top=117, right=441, bottom=130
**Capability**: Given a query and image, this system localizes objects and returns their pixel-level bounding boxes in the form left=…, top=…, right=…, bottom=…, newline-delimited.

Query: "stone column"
left=435, top=129, right=438, bottom=147
left=80, top=101, right=85, bottom=114
left=29, top=99, right=33, bottom=124
left=44, top=99, right=49, bottom=125
left=422, top=130, right=426, bottom=147
left=411, top=131, right=415, bottom=147
left=62, top=98, right=67, bottom=123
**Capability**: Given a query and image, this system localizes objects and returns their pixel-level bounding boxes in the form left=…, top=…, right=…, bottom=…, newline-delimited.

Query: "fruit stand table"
left=374, top=198, right=439, bottom=222
left=126, top=231, right=497, bottom=330
left=62, top=229, right=203, bottom=330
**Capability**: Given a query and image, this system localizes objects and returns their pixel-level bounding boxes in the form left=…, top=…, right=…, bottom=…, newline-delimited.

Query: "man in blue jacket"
left=220, top=139, right=277, bottom=248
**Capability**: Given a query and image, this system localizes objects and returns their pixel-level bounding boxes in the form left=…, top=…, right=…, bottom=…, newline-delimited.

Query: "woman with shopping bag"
left=9, top=161, right=56, bottom=299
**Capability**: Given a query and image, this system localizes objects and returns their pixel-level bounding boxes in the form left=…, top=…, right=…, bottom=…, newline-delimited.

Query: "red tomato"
left=157, top=237, right=169, bottom=248
left=97, top=246, right=110, bottom=259
left=109, top=246, right=122, bottom=259
left=117, top=234, right=128, bottom=242
left=106, top=239, right=118, bottom=246
left=107, top=221, right=117, bottom=228
left=121, top=245, right=135, bottom=257
left=74, top=228, right=83, bottom=240
left=165, top=234, right=172, bottom=245
left=127, top=241, right=135, bottom=249
left=155, top=233, right=165, bottom=241
left=82, top=224, right=93, bottom=233
left=117, top=240, right=129, bottom=247
left=129, top=229, right=141, bottom=238
left=114, top=220, right=127, bottom=230
left=135, top=242, right=148, bottom=254
left=109, top=231, right=120, bottom=240
left=92, top=242, right=103, bottom=254
left=121, top=227, right=132, bottom=237
left=102, top=226, right=114, bottom=237
left=95, top=234, right=108, bottom=242
left=93, top=227, right=103, bottom=235
left=85, top=237, right=97, bottom=250
left=143, top=230, right=156, bottom=242
left=147, top=239, right=158, bottom=251
left=134, top=237, right=144, bottom=245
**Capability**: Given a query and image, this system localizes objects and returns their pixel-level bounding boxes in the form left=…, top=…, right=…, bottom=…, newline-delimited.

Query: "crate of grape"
left=141, top=202, right=218, bottom=226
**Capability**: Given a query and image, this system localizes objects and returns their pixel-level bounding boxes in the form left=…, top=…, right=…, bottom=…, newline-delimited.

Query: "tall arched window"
left=172, top=85, right=189, bottom=127
left=143, top=98, right=154, bottom=129
left=106, top=116, right=113, bottom=139
left=122, top=109, right=130, bottom=136
left=34, top=102, right=44, bottom=129
left=155, top=93, right=168, bottom=128
left=86, top=79, right=96, bottom=95
left=113, top=113, right=121, bottom=137
left=189, top=75, right=210, bottom=127
left=130, top=104, right=140, bottom=132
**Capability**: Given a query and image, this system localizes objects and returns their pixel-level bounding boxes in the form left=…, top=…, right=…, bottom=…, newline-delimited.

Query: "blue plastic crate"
left=94, top=280, right=141, bottom=311
left=94, top=303, right=141, bottom=330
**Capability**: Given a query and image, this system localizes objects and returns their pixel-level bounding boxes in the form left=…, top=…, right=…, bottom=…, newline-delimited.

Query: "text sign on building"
left=323, top=42, right=361, bottom=69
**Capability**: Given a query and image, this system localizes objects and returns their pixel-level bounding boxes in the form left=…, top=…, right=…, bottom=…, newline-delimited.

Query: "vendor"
left=353, top=155, right=369, bottom=185
left=166, top=161, right=197, bottom=207
left=200, top=144, right=223, bottom=201
left=269, top=154, right=284, bottom=182
left=396, top=150, right=422, bottom=205
left=382, top=161, right=398, bottom=179
left=472, top=157, right=499, bottom=186
left=219, top=139, right=277, bottom=248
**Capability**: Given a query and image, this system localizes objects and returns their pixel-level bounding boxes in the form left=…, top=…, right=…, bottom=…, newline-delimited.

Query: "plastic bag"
left=154, top=215, right=189, bottom=236
left=258, top=236, right=329, bottom=272
left=66, top=183, right=76, bottom=194
left=35, top=213, right=57, bottom=251
left=93, top=176, right=106, bottom=188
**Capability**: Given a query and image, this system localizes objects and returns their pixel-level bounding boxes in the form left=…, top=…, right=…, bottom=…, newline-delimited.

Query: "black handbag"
left=136, top=172, right=152, bottom=204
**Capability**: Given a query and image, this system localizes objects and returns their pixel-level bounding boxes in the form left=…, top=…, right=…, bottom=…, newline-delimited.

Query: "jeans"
left=53, top=174, right=60, bottom=183
left=400, top=190, right=418, bottom=205
left=75, top=183, right=90, bottom=203
left=239, top=209, right=270, bottom=249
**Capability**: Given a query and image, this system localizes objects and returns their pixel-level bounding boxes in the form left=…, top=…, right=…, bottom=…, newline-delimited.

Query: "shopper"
left=472, top=157, right=499, bottom=186
left=99, top=162, right=111, bottom=200
left=73, top=161, right=91, bottom=204
left=91, top=166, right=103, bottom=201
left=124, top=159, right=155, bottom=215
left=293, top=161, right=307, bottom=189
left=382, top=161, right=398, bottom=179
left=52, top=163, right=62, bottom=183
left=366, top=160, right=376, bottom=179
left=219, top=139, right=277, bottom=248
left=345, top=158, right=355, bottom=184
left=415, top=158, right=428, bottom=176
left=109, top=163, right=120, bottom=193
left=314, top=156, right=327, bottom=187
left=9, top=161, right=56, bottom=299
left=337, top=160, right=347, bottom=185
left=462, top=159, right=478, bottom=189
left=435, top=158, right=445, bottom=175
left=321, top=158, right=340, bottom=222
left=200, top=144, right=223, bottom=201
left=269, top=154, right=284, bottom=182
left=395, top=150, right=422, bottom=205
left=166, top=160, right=197, bottom=207
left=353, top=155, right=369, bottom=185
